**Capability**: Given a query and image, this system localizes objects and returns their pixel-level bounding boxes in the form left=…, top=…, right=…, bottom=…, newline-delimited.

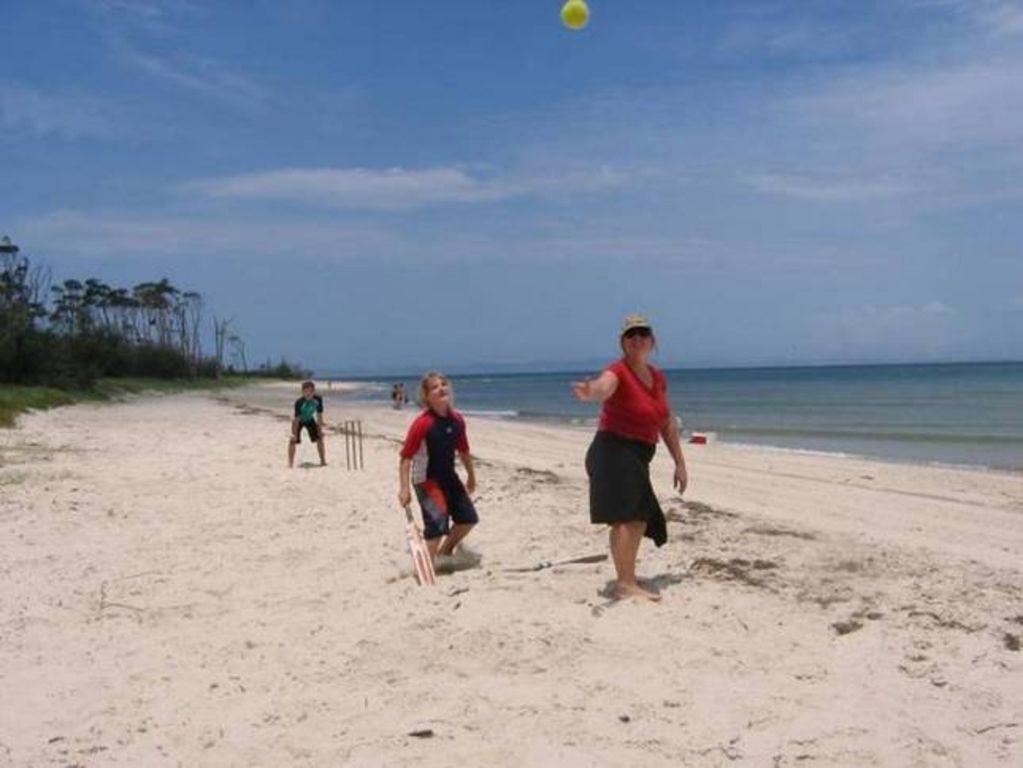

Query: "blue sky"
left=3, top=0, right=1022, bottom=373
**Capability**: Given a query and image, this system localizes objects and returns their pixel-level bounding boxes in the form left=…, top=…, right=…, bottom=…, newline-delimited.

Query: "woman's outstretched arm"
left=572, top=370, right=619, bottom=403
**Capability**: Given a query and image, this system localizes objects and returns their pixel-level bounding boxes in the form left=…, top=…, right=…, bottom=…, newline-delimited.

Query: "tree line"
left=1, top=238, right=307, bottom=387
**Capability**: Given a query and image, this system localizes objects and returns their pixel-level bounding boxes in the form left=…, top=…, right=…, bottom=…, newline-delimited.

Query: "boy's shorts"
left=295, top=421, right=321, bottom=442
left=414, top=478, right=479, bottom=540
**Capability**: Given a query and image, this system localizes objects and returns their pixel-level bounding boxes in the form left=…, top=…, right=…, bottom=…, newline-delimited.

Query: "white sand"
left=1, top=384, right=1021, bottom=766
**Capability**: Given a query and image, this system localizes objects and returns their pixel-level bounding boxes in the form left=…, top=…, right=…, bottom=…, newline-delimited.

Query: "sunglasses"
left=623, top=327, right=652, bottom=339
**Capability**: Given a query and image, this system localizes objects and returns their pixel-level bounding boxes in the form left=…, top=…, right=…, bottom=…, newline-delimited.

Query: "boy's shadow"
left=298, top=461, right=324, bottom=469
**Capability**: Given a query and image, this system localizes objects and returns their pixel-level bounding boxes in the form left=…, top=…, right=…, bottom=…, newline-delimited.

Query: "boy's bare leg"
left=425, top=537, right=442, bottom=558
left=438, top=523, right=475, bottom=556
left=316, top=437, right=326, bottom=466
left=288, top=439, right=296, bottom=468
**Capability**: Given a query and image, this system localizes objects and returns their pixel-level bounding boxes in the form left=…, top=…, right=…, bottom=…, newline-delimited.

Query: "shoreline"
left=2, top=385, right=1021, bottom=765
left=334, top=389, right=1023, bottom=477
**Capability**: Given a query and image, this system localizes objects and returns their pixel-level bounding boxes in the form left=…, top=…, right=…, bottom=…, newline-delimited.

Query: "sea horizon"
left=317, top=357, right=1023, bottom=381
left=326, top=361, right=1023, bottom=473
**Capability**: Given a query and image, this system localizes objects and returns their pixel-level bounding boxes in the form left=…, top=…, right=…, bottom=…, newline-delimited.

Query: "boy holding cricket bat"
left=397, top=371, right=479, bottom=564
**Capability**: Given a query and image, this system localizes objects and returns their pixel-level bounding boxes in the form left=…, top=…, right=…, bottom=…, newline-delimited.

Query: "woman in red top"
left=572, top=314, right=688, bottom=602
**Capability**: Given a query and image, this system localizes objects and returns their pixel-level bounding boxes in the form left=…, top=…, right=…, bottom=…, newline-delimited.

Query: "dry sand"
left=1, top=383, right=1021, bottom=767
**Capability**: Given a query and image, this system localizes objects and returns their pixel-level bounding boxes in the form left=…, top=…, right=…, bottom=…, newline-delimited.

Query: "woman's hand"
left=673, top=463, right=688, bottom=495
left=572, top=371, right=618, bottom=403
left=398, top=487, right=411, bottom=507
left=466, top=475, right=476, bottom=496
left=571, top=380, right=593, bottom=401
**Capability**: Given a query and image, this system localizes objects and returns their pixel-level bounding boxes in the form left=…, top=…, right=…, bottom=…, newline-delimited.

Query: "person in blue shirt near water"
left=288, top=380, right=326, bottom=468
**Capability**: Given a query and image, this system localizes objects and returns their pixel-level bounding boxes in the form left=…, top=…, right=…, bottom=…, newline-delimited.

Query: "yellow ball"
left=561, top=0, right=590, bottom=31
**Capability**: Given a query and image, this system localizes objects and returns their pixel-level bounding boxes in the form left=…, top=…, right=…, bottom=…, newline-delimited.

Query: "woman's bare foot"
left=613, top=581, right=662, bottom=602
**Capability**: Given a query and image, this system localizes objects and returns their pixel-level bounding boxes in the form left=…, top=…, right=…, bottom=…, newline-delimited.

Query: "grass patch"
left=92, top=376, right=252, bottom=397
left=0, top=377, right=254, bottom=427
left=0, top=386, right=80, bottom=427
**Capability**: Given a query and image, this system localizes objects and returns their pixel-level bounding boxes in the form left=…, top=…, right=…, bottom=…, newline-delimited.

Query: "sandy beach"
left=1, top=383, right=1021, bottom=767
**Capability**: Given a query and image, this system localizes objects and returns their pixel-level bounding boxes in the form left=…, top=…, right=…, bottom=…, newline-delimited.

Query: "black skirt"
left=585, top=431, right=667, bottom=547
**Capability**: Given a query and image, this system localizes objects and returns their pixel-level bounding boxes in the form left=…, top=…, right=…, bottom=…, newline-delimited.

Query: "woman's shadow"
left=597, top=571, right=688, bottom=603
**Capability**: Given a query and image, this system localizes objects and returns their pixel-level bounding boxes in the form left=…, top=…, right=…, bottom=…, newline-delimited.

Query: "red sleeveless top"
left=598, top=359, right=670, bottom=446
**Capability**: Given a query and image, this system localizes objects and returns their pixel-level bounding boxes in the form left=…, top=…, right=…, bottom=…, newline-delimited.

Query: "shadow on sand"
left=596, top=571, right=688, bottom=602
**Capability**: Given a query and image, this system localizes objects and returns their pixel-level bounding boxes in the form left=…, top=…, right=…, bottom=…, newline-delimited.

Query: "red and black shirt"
left=400, top=409, right=470, bottom=485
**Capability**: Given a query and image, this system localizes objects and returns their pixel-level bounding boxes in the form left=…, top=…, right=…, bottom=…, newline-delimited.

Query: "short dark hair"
left=301, top=380, right=315, bottom=390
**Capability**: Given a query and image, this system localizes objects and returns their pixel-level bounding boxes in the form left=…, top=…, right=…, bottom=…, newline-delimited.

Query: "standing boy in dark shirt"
left=289, top=380, right=326, bottom=468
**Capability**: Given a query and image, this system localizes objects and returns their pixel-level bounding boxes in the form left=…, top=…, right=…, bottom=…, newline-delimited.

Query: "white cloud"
left=85, top=1, right=258, bottom=106
left=980, top=3, right=1023, bottom=35
left=18, top=203, right=795, bottom=277
left=791, top=58, right=1023, bottom=154
left=179, top=165, right=629, bottom=211
left=745, top=173, right=909, bottom=202
left=0, top=83, right=119, bottom=139
left=93, top=0, right=166, bottom=21
left=183, top=167, right=511, bottom=209
left=120, top=47, right=266, bottom=106
left=18, top=210, right=402, bottom=260
left=916, top=0, right=1023, bottom=37
left=717, top=13, right=858, bottom=60
left=88, top=0, right=205, bottom=32
left=861, top=301, right=956, bottom=318
left=812, top=300, right=965, bottom=360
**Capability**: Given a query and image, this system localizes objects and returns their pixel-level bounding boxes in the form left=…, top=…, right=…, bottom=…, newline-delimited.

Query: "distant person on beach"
left=398, top=372, right=479, bottom=567
left=572, top=314, right=688, bottom=601
left=391, top=382, right=407, bottom=410
left=289, top=380, right=327, bottom=468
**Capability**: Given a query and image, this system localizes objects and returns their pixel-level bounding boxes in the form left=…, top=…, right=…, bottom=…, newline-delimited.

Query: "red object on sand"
left=688, top=433, right=708, bottom=445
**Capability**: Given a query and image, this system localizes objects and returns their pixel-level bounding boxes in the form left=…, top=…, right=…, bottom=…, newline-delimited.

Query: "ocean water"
left=342, top=363, right=1023, bottom=471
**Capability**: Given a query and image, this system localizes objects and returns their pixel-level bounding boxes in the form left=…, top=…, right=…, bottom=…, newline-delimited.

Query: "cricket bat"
left=403, top=505, right=436, bottom=586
